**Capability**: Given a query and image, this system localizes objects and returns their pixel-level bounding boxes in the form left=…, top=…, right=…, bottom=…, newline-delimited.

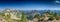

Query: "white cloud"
left=56, top=1, right=60, bottom=3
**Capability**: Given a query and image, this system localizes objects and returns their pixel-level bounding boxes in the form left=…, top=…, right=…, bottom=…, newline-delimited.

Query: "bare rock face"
left=0, top=17, right=7, bottom=22
left=44, top=17, right=49, bottom=20
left=33, top=18, right=38, bottom=22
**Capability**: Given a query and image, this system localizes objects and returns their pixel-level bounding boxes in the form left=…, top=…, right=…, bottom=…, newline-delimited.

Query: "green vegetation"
left=0, top=9, right=60, bottom=22
left=33, top=10, right=60, bottom=21
left=21, top=12, right=27, bottom=22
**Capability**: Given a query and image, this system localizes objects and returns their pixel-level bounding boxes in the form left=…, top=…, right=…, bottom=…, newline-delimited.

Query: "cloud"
left=56, top=1, right=60, bottom=3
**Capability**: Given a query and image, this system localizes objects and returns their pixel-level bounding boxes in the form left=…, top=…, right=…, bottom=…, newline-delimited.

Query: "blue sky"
left=0, top=0, right=60, bottom=10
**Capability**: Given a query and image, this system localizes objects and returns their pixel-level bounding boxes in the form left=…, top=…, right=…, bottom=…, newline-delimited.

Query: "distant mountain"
left=24, top=10, right=60, bottom=19
left=1, top=9, right=60, bottom=20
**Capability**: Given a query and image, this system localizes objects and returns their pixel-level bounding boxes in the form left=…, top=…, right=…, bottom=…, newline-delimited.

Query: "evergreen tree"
left=21, top=12, right=26, bottom=22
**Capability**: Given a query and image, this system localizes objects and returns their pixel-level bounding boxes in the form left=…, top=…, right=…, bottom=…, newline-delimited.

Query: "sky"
left=0, top=0, right=60, bottom=10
